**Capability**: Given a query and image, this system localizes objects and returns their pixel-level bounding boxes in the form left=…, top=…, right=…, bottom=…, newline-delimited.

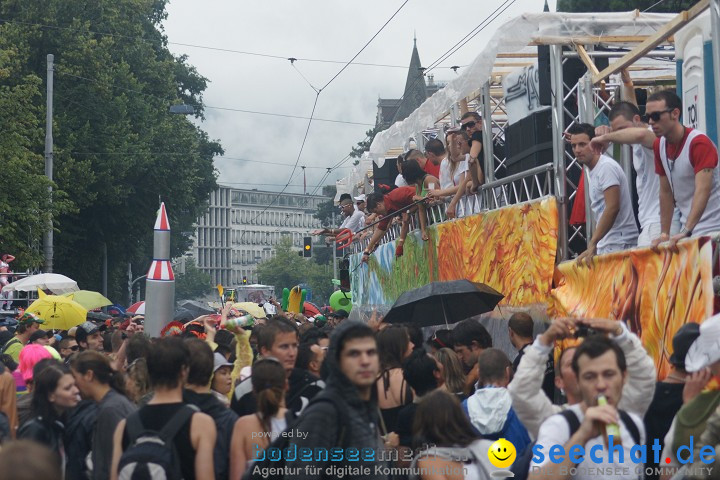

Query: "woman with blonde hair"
left=229, top=357, right=289, bottom=478
left=434, top=347, right=467, bottom=401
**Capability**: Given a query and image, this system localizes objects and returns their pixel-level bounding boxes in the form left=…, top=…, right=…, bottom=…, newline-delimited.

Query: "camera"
left=573, top=323, right=598, bottom=338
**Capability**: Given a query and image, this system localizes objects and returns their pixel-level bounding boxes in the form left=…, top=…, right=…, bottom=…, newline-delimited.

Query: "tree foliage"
left=0, top=0, right=221, bottom=302
left=175, top=258, right=212, bottom=300
left=256, top=238, right=334, bottom=305
left=350, top=124, right=383, bottom=165
left=557, top=0, right=700, bottom=12
left=313, top=185, right=337, bottom=229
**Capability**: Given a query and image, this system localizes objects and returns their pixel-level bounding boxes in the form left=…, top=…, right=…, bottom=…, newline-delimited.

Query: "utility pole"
left=332, top=211, right=338, bottom=280
left=44, top=54, right=54, bottom=272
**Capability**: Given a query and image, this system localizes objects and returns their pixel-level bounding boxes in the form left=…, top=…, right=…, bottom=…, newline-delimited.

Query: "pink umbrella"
left=127, top=301, right=145, bottom=315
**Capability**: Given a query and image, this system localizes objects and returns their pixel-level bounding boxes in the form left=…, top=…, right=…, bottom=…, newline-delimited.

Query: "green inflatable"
left=329, top=290, right=352, bottom=314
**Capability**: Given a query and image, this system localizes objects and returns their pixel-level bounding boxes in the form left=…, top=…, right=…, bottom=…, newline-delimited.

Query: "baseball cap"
left=17, top=312, right=44, bottom=326
left=685, top=314, right=720, bottom=372
left=28, top=329, right=51, bottom=344
left=668, top=322, right=701, bottom=370
left=213, top=352, right=233, bottom=373
left=354, top=194, right=366, bottom=203
left=75, top=321, right=100, bottom=343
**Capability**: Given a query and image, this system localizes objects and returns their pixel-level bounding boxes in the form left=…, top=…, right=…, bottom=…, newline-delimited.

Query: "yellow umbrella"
left=232, top=302, right=266, bottom=319
left=27, top=290, right=88, bottom=330
left=63, top=290, right=112, bottom=310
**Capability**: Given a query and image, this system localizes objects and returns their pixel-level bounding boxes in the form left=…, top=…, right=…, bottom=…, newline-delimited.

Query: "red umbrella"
left=127, top=301, right=145, bottom=315
left=303, top=301, right=321, bottom=317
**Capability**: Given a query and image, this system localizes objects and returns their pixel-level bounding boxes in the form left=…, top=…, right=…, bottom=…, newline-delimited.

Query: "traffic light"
left=303, top=236, right=312, bottom=257
left=242, top=276, right=247, bottom=285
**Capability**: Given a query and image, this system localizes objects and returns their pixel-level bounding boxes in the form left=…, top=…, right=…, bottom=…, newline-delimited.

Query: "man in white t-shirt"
left=529, top=335, right=645, bottom=480
left=570, top=123, right=638, bottom=266
left=592, top=102, right=681, bottom=247
left=311, top=198, right=364, bottom=238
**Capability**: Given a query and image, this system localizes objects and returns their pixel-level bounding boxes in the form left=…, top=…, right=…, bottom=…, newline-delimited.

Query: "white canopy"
left=2, top=273, right=79, bottom=295
left=369, top=11, right=677, bottom=158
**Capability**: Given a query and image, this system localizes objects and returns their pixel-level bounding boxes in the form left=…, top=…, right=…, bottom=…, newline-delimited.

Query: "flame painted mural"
left=551, top=237, right=715, bottom=379
left=350, top=197, right=559, bottom=309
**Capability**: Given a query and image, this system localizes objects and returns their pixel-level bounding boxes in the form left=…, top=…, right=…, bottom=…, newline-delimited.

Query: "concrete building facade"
left=193, top=186, right=327, bottom=286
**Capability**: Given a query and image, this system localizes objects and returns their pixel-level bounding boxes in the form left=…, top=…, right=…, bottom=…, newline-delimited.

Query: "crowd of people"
left=0, top=301, right=718, bottom=480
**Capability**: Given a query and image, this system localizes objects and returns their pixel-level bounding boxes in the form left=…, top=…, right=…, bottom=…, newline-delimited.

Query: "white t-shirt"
left=339, top=209, right=365, bottom=233
left=534, top=403, right=645, bottom=480
left=632, top=142, right=661, bottom=230
left=587, top=155, right=639, bottom=250
left=439, top=157, right=469, bottom=190
left=395, top=173, right=408, bottom=187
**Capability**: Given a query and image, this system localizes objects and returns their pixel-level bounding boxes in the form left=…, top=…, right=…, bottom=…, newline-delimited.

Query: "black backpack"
left=242, top=393, right=350, bottom=480
left=118, top=404, right=198, bottom=480
left=510, top=408, right=641, bottom=480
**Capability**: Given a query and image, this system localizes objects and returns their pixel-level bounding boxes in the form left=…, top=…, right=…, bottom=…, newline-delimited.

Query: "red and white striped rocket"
left=145, top=202, right=175, bottom=337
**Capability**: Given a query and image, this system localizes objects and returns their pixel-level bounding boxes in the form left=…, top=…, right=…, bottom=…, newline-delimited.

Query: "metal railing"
left=347, top=163, right=555, bottom=255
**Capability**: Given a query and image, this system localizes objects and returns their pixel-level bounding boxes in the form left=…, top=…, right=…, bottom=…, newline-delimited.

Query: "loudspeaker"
left=505, top=108, right=553, bottom=177
left=373, top=157, right=400, bottom=190
left=538, top=45, right=551, bottom=106
left=537, top=46, right=610, bottom=108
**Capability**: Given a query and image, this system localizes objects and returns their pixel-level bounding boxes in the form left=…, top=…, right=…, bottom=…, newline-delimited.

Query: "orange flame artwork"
left=551, top=237, right=714, bottom=379
left=435, top=197, right=558, bottom=307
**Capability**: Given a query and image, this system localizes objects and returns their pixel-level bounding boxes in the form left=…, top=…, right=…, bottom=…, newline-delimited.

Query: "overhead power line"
left=0, top=17, right=466, bottom=70
left=54, top=70, right=373, bottom=126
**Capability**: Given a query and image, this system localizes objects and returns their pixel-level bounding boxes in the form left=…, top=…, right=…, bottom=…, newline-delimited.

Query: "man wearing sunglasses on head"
left=591, top=89, right=720, bottom=250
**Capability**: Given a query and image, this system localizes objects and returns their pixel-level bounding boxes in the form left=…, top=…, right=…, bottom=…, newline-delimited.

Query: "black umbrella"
left=173, top=308, right=195, bottom=322
left=383, top=280, right=504, bottom=328
left=177, top=299, right=215, bottom=316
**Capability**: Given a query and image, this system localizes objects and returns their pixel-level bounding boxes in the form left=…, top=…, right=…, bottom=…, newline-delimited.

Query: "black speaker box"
left=373, top=157, right=400, bottom=190
left=505, top=108, right=553, bottom=177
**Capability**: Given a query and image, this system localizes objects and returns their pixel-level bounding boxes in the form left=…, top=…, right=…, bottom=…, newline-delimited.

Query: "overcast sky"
left=163, top=0, right=558, bottom=196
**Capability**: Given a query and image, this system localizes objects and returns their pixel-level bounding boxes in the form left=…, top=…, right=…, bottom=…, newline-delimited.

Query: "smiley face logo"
left=488, top=438, right=516, bottom=469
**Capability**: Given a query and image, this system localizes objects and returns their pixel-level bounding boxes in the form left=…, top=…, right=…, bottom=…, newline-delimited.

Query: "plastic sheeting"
left=333, top=153, right=374, bottom=202
left=369, top=11, right=677, bottom=158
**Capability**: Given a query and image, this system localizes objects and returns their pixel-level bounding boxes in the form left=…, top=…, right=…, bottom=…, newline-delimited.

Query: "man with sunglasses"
left=459, top=112, right=486, bottom=192
left=591, top=90, right=720, bottom=249
left=58, top=337, right=79, bottom=361
left=591, top=101, right=681, bottom=247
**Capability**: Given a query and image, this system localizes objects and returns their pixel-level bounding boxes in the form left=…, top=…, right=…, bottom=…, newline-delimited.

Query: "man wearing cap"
left=659, top=315, right=720, bottom=474
left=76, top=321, right=104, bottom=352
left=643, top=323, right=701, bottom=480
left=0, top=313, right=44, bottom=363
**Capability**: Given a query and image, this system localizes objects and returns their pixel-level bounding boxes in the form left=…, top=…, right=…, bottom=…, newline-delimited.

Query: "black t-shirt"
left=644, top=381, right=684, bottom=480
left=396, top=403, right=418, bottom=448
left=122, top=403, right=196, bottom=480
left=468, top=131, right=484, bottom=148
left=468, top=131, right=507, bottom=178
left=513, top=344, right=556, bottom=402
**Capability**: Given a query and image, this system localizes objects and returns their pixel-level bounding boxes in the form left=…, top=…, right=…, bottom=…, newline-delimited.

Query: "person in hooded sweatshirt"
left=461, top=348, right=530, bottom=454
left=285, top=321, right=391, bottom=480
left=182, top=338, right=238, bottom=480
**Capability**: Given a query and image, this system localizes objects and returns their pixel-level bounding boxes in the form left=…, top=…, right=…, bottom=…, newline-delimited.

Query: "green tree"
left=557, top=0, right=700, bottom=12
left=0, top=0, right=221, bottom=301
left=313, top=185, right=337, bottom=229
left=175, top=258, right=212, bottom=300
left=256, top=238, right=334, bottom=305
left=350, top=124, right=383, bottom=165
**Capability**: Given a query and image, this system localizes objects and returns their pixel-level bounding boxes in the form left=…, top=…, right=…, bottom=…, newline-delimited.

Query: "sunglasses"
left=69, top=345, right=79, bottom=351
left=460, top=121, right=477, bottom=131
left=642, top=109, right=673, bottom=123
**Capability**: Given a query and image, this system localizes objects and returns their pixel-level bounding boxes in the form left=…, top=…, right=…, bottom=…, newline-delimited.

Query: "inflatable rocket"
left=145, top=202, right=175, bottom=337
